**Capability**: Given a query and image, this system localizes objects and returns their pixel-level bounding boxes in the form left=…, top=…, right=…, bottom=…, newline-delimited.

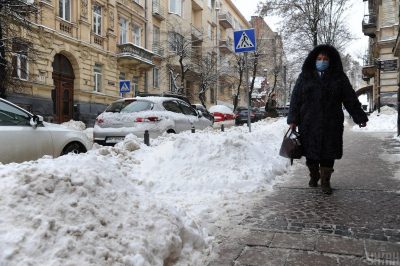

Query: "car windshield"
left=105, top=100, right=135, bottom=112
left=121, top=100, right=153, bottom=113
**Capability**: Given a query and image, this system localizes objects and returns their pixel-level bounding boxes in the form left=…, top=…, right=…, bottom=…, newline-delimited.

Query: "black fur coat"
left=287, top=45, right=368, bottom=160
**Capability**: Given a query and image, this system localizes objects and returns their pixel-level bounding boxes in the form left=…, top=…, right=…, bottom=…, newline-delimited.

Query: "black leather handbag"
left=279, top=128, right=302, bottom=165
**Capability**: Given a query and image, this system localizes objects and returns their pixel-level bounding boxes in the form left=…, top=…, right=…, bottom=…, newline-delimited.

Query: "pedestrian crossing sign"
left=119, top=80, right=131, bottom=93
left=234, top=29, right=256, bottom=53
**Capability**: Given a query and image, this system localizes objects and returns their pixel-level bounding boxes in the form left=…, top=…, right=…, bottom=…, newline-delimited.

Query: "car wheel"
left=62, top=142, right=86, bottom=155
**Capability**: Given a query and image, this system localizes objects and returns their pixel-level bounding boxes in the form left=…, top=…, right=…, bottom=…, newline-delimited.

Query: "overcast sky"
left=231, top=0, right=369, bottom=62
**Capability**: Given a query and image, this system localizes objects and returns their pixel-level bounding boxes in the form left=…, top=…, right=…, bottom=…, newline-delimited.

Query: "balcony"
left=219, top=39, right=233, bottom=53
left=117, top=43, right=154, bottom=69
left=152, top=42, right=164, bottom=58
left=219, top=13, right=233, bottom=29
left=191, top=24, right=203, bottom=42
left=362, top=14, right=376, bottom=38
left=152, top=0, right=165, bottom=20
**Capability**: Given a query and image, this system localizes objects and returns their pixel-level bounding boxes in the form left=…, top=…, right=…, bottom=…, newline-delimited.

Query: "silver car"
left=93, top=96, right=212, bottom=145
left=0, top=98, right=92, bottom=164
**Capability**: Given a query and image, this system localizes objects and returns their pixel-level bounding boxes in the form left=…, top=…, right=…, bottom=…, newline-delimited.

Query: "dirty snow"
left=0, top=118, right=290, bottom=265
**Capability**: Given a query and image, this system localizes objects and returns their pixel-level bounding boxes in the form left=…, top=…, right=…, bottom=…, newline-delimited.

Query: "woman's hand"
left=359, top=122, right=367, bottom=128
left=289, top=123, right=297, bottom=129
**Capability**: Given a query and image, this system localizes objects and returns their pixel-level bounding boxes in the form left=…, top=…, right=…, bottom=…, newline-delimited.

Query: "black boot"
left=320, top=167, right=334, bottom=194
left=306, top=163, right=320, bottom=187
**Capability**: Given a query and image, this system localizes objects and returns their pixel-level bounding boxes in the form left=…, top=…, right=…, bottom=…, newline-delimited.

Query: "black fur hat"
left=302, top=44, right=343, bottom=73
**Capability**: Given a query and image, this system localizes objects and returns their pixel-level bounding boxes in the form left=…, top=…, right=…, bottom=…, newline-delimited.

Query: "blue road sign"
left=119, top=80, right=131, bottom=93
left=234, top=29, right=256, bottom=53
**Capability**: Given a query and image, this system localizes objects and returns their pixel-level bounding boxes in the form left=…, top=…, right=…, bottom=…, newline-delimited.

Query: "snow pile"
left=0, top=147, right=209, bottom=265
left=352, top=106, right=397, bottom=132
left=0, top=118, right=289, bottom=265
left=61, top=120, right=86, bottom=131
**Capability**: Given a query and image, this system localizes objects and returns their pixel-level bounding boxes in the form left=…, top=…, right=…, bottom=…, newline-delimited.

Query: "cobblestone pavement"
left=210, top=128, right=400, bottom=266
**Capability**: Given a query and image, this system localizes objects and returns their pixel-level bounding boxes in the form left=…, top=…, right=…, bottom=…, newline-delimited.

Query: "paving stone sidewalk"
left=210, top=129, right=400, bottom=266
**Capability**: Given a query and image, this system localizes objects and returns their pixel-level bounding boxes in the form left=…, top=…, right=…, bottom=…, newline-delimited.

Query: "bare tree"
left=258, top=0, right=353, bottom=62
left=163, top=21, right=193, bottom=95
left=232, top=54, right=245, bottom=111
left=0, top=0, right=38, bottom=98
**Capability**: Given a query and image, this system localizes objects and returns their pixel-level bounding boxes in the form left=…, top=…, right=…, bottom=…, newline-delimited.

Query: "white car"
left=93, top=96, right=212, bottom=145
left=0, top=98, right=92, bottom=164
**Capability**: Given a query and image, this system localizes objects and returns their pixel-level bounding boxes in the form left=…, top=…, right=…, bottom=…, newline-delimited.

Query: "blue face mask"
left=316, top=60, right=329, bottom=71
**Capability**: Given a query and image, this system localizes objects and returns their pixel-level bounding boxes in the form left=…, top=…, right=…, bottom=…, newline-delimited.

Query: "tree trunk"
left=0, top=17, right=7, bottom=99
left=179, top=56, right=185, bottom=94
left=249, top=53, right=258, bottom=102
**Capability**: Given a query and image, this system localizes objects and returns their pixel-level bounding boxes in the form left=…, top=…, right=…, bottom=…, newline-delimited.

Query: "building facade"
left=250, top=16, right=285, bottom=107
left=7, top=0, right=252, bottom=125
left=362, top=0, right=399, bottom=110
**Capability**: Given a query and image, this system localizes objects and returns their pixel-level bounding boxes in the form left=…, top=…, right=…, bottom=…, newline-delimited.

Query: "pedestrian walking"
left=287, top=44, right=368, bottom=194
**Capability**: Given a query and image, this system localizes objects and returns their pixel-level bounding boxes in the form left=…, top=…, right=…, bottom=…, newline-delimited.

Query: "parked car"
left=0, top=98, right=91, bottom=164
left=234, top=106, right=256, bottom=125
left=253, top=107, right=267, bottom=122
left=192, top=104, right=214, bottom=124
left=93, top=96, right=212, bottom=145
left=209, top=105, right=235, bottom=122
left=276, top=107, right=290, bottom=117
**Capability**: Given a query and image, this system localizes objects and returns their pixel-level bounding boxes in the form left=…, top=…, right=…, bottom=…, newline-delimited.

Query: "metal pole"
left=397, top=84, right=400, bottom=136
left=378, top=67, right=381, bottom=113
left=144, top=130, right=150, bottom=146
left=215, top=5, right=219, bottom=105
left=245, top=52, right=251, bottom=132
left=283, top=65, right=287, bottom=110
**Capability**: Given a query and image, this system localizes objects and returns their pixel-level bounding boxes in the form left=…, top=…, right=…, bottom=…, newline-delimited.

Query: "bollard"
left=221, top=124, right=225, bottom=132
left=191, top=125, right=195, bottom=133
left=144, top=130, right=150, bottom=146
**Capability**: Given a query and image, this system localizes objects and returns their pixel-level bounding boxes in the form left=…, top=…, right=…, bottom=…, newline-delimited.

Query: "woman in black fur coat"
left=287, top=44, right=368, bottom=194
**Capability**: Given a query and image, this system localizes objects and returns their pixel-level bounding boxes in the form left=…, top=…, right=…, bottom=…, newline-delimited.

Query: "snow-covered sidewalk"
left=0, top=118, right=290, bottom=265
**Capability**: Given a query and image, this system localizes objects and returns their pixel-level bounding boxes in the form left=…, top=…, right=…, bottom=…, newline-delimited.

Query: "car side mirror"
left=197, top=110, right=203, bottom=117
left=30, top=115, right=43, bottom=129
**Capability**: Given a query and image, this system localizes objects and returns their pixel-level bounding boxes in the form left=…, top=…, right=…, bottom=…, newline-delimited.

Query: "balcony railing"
left=117, top=43, right=154, bottom=66
left=219, top=13, right=233, bottom=29
left=152, top=42, right=164, bottom=57
left=362, top=14, right=377, bottom=38
left=152, top=0, right=165, bottom=20
left=191, top=24, right=203, bottom=41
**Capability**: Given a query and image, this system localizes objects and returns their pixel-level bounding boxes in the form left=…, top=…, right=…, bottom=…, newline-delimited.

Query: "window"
left=59, top=0, right=71, bottom=21
left=153, top=68, right=160, bottom=88
left=132, top=77, right=139, bottom=95
left=12, top=41, right=28, bottom=80
left=178, top=101, right=197, bottom=116
left=94, top=64, right=102, bottom=92
left=0, top=101, right=30, bottom=126
left=132, top=24, right=141, bottom=46
left=121, top=101, right=153, bottom=113
left=208, top=0, right=212, bottom=8
left=163, top=101, right=183, bottom=113
left=207, top=23, right=212, bottom=39
left=169, top=0, right=182, bottom=16
left=119, top=17, right=127, bottom=44
left=93, top=4, right=102, bottom=35
left=168, top=31, right=183, bottom=52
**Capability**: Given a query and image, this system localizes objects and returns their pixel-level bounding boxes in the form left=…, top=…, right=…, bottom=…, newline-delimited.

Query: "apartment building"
left=250, top=16, right=285, bottom=107
left=8, top=0, right=251, bottom=125
left=362, top=0, right=399, bottom=110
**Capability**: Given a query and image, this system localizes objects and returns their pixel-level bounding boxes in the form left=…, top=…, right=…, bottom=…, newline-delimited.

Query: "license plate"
left=105, top=136, right=125, bottom=143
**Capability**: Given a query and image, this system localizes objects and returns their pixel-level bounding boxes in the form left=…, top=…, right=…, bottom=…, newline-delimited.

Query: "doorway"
left=52, top=54, right=74, bottom=123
